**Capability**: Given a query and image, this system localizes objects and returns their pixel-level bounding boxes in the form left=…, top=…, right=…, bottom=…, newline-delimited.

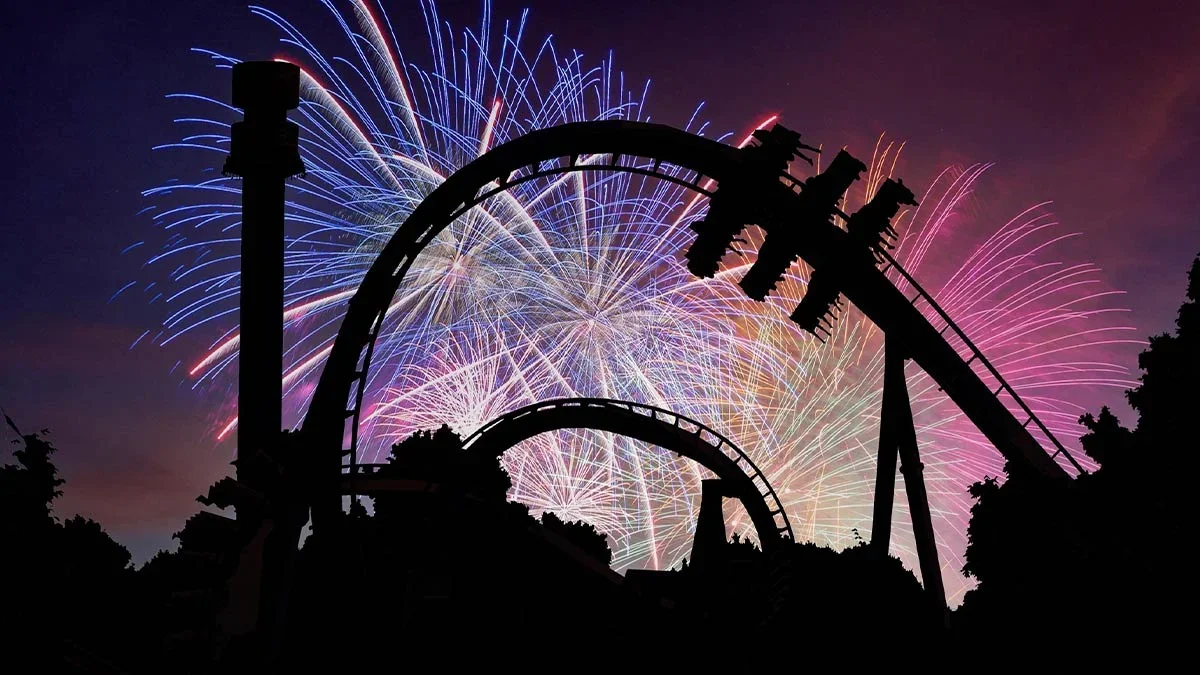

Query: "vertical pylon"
left=220, top=61, right=306, bottom=666
left=870, top=339, right=900, bottom=554
left=691, top=479, right=732, bottom=575
left=223, top=61, right=305, bottom=485
left=873, top=337, right=947, bottom=613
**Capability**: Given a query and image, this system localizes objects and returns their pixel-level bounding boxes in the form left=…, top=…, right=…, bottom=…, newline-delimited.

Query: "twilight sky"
left=1, top=0, right=1198, bottom=562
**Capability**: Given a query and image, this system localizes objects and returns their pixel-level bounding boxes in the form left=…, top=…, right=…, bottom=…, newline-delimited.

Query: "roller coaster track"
left=876, top=250, right=1086, bottom=475
left=301, top=120, right=1083, bottom=530
left=340, top=397, right=793, bottom=548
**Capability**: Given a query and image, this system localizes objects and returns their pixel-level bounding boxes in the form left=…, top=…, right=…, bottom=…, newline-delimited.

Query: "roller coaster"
left=214, top=61, right=1088, bottom=658
left=303, top=119, right=1083, bottom=490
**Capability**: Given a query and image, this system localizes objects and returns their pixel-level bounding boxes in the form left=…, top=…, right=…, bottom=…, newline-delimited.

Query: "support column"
left=223, top=61, right=305, bottom=484
left=878, top=338, right=947, bottom=612
left=691, top=479, right=731, bottom=575
left=870, top=338, right=900, bottom=554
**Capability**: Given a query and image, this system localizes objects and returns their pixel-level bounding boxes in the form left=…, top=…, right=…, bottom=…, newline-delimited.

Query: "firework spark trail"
left=138, top=0, right=1142, bottom=603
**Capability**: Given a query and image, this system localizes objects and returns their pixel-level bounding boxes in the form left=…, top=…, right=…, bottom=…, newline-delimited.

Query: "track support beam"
left=691, top=479, right=736, bottom=574
left=873, top=338, right=947, bottom=615
left=870, top=340, right=900, bottom=554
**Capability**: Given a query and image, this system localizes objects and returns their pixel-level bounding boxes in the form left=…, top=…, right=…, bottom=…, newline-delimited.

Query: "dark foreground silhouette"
left=1, top=254, right=1196, bottom=670
left=953, top=254, right=1199, bottom=649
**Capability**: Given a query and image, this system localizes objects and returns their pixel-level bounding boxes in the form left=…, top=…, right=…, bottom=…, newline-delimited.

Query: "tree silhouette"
left=378, top=424, right=511, bottom=502
left=60, top=515, right=134, bottom=575
left=1077, top=406, right=1134, bottom=466
left=0, top=421, right=62, bottom=659
left=281, top=426, right=653, bottom=663
left=1, top=414, right=64, bottom=530
left=957, top=253, right=1199, bottom=649
left=0, top=418, right=147, bottom=670
left=540, top=511, right=613, bottom=566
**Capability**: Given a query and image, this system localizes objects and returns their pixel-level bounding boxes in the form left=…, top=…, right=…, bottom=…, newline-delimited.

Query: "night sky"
left=2, top=0, right=1198, bottom=562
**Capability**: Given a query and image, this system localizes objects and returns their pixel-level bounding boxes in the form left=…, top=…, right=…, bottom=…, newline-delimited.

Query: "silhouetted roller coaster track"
left=302, top=120, right=1085, bottom=533
left=342, top=397, right=795, bottom=548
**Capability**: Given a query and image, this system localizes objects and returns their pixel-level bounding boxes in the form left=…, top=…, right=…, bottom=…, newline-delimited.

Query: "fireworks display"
left=139, top=0, right=1141, bottom=602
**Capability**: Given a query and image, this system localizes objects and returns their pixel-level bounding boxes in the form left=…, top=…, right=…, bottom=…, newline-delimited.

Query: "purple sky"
left=1, top=0, right=1198, bottom=561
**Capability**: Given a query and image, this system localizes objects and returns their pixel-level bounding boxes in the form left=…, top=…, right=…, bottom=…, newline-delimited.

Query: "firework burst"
left=138, top=0, right=1140, bottom=602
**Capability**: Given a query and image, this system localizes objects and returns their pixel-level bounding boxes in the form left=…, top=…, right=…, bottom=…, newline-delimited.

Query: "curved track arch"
left=461, top=398, right=793, bottom=548
left=341, top=398, right=793, bottom=549
left=302, top=120, right=1080, bottom=526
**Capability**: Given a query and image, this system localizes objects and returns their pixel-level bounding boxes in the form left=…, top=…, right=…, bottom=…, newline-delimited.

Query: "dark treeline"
left=1, top=255, right=1195, bottom=670
left=952, top=255, right=1199, bottom=649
